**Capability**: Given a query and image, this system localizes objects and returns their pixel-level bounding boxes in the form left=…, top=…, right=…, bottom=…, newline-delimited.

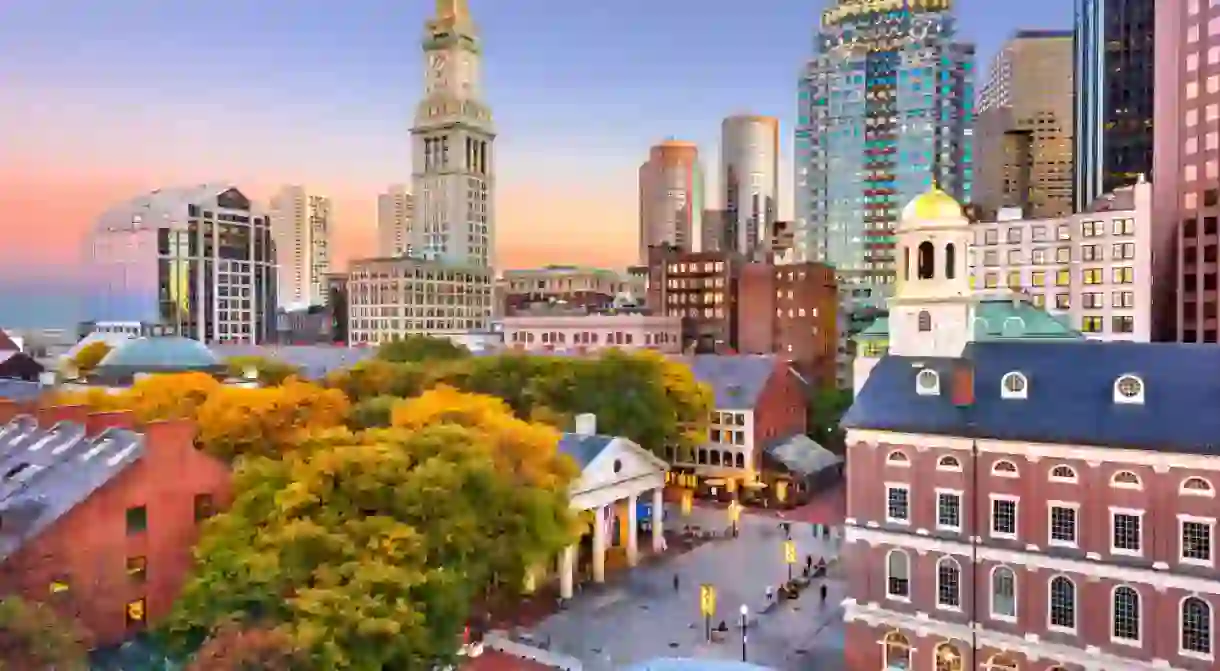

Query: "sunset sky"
left=0, top=0, right=1070, bottom=327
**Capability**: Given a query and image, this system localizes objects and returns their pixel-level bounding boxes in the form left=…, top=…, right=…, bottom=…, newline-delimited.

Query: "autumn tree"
left=187, top=621, right=302, bottom=671
left=193, top=378, right=350, bottom=461
left=376, top=334, right=470, bottom=364
left=346, top=395, right=398, bottom=429
left=68, top=341, right=112, bottom=376
left=223, top=356, right=302, bottom=386
left=168, top=395, right=576, bottom=669
left=324, top=359, right=431, bottom=403
left=0, top=597, right=88, bottom=670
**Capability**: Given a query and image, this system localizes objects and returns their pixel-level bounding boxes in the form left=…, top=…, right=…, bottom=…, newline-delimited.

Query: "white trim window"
left=1111, top=585, right=1142, bottom=645
left=1110, top=470, right=1143, bottom=489
left=936, top=488, right=963, bottom=532
left=1111, top=508, right=1144, bottom=556
left=1181, top=515, right=1215, bottom=566
left=886, top=484, right=911, bottom=525
left=1181, top=596, right=1214, bottom=660
left=886, top=549, right=911, bottom=601
left=990, top=495, right=1018, bottom=540
left=937, top=455, right=962, bottom=472
left=936, top=556, right=962, bottom=611
left=1048, top=575, right=1077, bottom=633
left=887, top=450, right=911, bottom=467
left=990, top=565, right=1017, bottom=622
left=1182, top=476, right=1215, bottom=497
left=991, top=459, right=1019, bottom=478
left=1048, top=464, right=1077, bottom=484
left=1048, top=501, right=1079, bottom=548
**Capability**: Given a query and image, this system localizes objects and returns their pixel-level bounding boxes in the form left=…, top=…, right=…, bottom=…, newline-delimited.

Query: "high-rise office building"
left=638, top=140, right=703, bottom=263
left=975, top=30, right=1075, bottom=219
left=795, top=0, right=975, bottom=386
left=1152, top=0, right=1220, bottom=344
left=1074, top=0, right=1155, bottom=211
left=270, top=185, right=332, bottom=308
left=377, top=185, right=414, bottom=257
left=84, top=185, right=277, bottom=344
left=409, top=0, right=494, bottom=270
left=720, top=115, right=779, bottom=257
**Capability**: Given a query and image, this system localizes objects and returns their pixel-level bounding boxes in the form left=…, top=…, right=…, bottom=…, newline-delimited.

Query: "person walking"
left=765, top=585, right=773, bottom=602
left=820, top=583, right=828, bottom=603
left=673, top=573, right=680, bottom=592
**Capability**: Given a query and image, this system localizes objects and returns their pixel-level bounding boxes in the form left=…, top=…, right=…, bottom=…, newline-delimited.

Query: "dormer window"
left=916, top=369, right=940, bottom=396
left=1113, top=374, right=1145, bottom=404
left=1000, top=372, right=1028, bottom=399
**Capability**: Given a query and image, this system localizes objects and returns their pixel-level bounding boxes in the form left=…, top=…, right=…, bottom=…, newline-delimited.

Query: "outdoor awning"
left=762, top=434, right=843, bottom=477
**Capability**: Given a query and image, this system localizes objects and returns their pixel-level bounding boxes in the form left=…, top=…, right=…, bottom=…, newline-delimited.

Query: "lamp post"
left=739, top=604, right=749, bottom=662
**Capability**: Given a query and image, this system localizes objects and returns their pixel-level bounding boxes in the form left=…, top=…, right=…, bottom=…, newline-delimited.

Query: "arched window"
left=918, top=310, right=932, bottom=332
left=1049, top=465, right=1077, bottom=483
left=883, top=631, right=911, bottom=669
left=990, top=566, right=1016, bottom=619
left=934, top=642, right=963, bottom=671
left=991, top=460, right=1019, bottom=477
left=944, top=242, right=957, bottom=279
left=1000, top=372, right=1028, bottom=398
left=904, top=246, right=911, bottom=282
left=1182, top=477, right=1215, bottom=496
left=734, top=453, right=744, bottom=469
left=918, top=241, right=935, bottom=279
left=1111, top=470, right=1142, bottom=489
left=1182, top=596, right=1212, bottom=656
left=1049, top=575, right=1076, bottom=631
left=937, top=455, right=962, bottom=471
left=1113, top=585, right=1141, bottom=642
left=936, top=557, right=961, bottom=608
left=984, top=654, right=1019, bottom=671
left=886, top=550, right=910, bottom=599
left=887, top=450, right=910, bottom=466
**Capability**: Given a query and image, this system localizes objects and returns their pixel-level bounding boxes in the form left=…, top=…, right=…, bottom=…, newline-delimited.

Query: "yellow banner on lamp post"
left=784, top=540, right=797, bottom=565
left=727, top=501, right=741, bottom=524
left=700, top=584, right=717, bottom=617
left=681, top=490, right=693, bottom=515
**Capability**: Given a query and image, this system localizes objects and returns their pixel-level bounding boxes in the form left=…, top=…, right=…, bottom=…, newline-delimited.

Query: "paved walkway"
left=515, top=510, right=845, bottom=670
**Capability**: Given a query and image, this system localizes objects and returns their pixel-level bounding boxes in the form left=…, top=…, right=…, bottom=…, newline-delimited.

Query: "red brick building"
left=0, top=401, right=231, bottom=646
left=737, top=262, right=838, bottom=387
left=646, top=246, right=742, bottom=353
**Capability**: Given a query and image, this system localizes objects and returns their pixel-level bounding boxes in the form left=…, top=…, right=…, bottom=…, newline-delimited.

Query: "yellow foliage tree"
left=194, top=378, right=350, bottom=461
left=68, top=341, right=111, bottom=375
left=223, top=356, right=302, bottom=386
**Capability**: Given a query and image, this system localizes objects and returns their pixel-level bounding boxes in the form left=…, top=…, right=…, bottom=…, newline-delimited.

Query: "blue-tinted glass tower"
left=795, top=0, right=974, bottom=386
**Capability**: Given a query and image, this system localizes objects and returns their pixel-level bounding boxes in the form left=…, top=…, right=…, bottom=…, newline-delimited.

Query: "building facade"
left=1075, top=0, right=1156, bottom=211
left=377, top=184, right=414, bottom=258
left=270, top=185, right=332, bottom=308
left=646, top=247, right=741, bottom=354
left=975, top=30, right=1074, bottom=220
left=721, top=115, right=779, bottom=257
left=639, top=141, right=703, bottom=264
left=501, top=266, right=644, bottom=315
left=843, top=185, right=1220, bottom=671
left=737, top=262, right=839, bottom=387
left=0, top=402, right=231, bottom=646
left=345, top=255, right=492, bottom=344
left=85, top=185, right=277, bottom=345
left=410, top=0, right=494, bottom=270
left=795, top=0, right=975, bottom=387
left=1153, top=0, right=1220, bottom=344
left=968, top=178, right=1153, bottom=341
left=502, top=312, right=681, bottom=354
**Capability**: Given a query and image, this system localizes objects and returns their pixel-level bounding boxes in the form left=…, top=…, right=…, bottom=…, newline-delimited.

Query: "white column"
left=592, top=506, right=607, bottom=583
left=652, top=487, right=665, bottom=552
left=626, top=494, right=639, bottom=567
left=559, top=544, right=575, bottom=599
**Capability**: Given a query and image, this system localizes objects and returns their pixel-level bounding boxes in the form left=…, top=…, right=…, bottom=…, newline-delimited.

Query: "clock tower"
left=410, top=0, right=495, bottom=269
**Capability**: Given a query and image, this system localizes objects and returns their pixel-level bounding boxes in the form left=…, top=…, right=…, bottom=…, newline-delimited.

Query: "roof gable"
left=681, top=355, right=776, bottom=410
left=570, top=435, right=667, bottom=496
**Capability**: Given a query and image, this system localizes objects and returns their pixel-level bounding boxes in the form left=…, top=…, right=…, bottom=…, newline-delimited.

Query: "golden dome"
left=902, top=184, right=964, bottom=222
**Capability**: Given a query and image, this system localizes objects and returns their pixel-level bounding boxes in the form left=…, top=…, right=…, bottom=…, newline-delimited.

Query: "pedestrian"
left=820, top=583, right=828, bottom=602
left=805, top=554, right=813, bottom=571
left=765, top=585, right=773, bottom=602
left=673, top=573, right=680, bottom=592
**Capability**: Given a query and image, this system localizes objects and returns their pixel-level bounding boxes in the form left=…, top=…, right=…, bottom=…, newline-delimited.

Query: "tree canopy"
left=186, top=621, right=301, bottom=671
left=223, top=356, right=303, bottom=386
left=375, top=335, right=470, bottom=364
left=0, top=597, right=88, bottom=670
left=68, top=341, right=112, bottom=376
left=168, top=390, right=576, bottom=669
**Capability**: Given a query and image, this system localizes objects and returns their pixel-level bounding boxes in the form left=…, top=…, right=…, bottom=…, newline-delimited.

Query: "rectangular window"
left=985, top=272, right=998, bottom=289
left=1007, top=227, right=1022, bottom=243
left=127, top=556, right=147, bottom=584
left=1112, top=242, right=1135, bottom=260
left=1081, top=220, right=1104, bottom=237
left=1007, top=271, right=1022, bottom=288
left=194, top=494, right=215, bottom=522
left=1055, top=269, right=1070, bottom=287
left=1057, top=225, right=1071, bottom=240
left=1113, top=291, right=1135, bottom=308
left=1113, top=267, right=1135, bottom=284
left=937, top=490, right=962, bottom=531
left=1031, top=271, right=1046, bottom=287
left=1055, top=247, right=1071, bottom=263
left=1055, top=293, right=1071, bottom=309
left=126, top=506, right=147, bottom=535
left=991, top=497, right=1017, bottom=538
left=1031, top=248, right=1047, bottom=264
left=985, top=229, right=998, bottom=245
left=1031, top=226, right=1047, bottom=241
left=1112, top=511, right=1143, bottom=555
left=1112, top=316, right=1135, bottom=334
left=1049, top=504, right=1078, bottom=546
left=1081, top=244, right=1103, bottom=262
left=1082, top=268, right=1104, bottom=285
left=887, top=486, right=910, bottom=523
left=49, top=577, right=70, bottom=595
left=1082, top=292, right=1105, bottom=309
left=1007, top=249, right=1022, bottom=265
left=1182, top=517, right=1214, bottom=565
left=1082, top=316, right=1104, bottom=333
left=125, top=598, right=147, bottom=630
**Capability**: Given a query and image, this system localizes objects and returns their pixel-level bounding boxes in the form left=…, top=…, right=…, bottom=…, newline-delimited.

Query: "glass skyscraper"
left=795, top=0, right=974, bottom=386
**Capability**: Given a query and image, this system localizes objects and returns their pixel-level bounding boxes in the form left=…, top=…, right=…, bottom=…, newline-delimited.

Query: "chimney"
left=86, top=410, right=136, bottom=435
left=574, top=413, right=597, bottom=436
left=952, top=363, right=975, bottom=408
left=36, top=404, right=91, bottom=430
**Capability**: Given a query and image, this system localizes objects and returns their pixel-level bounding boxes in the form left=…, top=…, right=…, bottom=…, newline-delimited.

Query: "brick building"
left=646, top=246, right=741, bottom=353
left=842, top=186, right=1220, bottom=670
left=737, top=262, right=838, bottom=387
left=0, top=401, right=230, bottom=646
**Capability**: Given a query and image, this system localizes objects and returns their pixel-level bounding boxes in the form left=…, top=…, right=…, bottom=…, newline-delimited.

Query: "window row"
left=884, top=551, right=1215, bottom=658
left=900, top=370, right=1151, bottom=404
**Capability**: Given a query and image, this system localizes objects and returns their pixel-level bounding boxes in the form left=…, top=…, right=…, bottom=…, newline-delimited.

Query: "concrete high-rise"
left=720, top=115, right=779, bottom=257
left=409, top=0, right=494, bottom=270
left=795, top=0, right=975, bottom=386
left=975, top=30, right=1074, bottom=219
left=377, top=185, right=414, bottom=257
left=1074, top=0, right=1155, bottom=211
left=638, top=140, right=703, bottom=263
left=270, top=185, right=332, bottom=308
left=1152, top=0, right=1220, bottom=344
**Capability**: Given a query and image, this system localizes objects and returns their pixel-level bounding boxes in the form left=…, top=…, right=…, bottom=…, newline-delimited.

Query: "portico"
left=557, top=414, right=669, bottom=599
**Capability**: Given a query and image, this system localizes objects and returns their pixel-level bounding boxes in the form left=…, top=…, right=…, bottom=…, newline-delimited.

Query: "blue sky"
left=0, top=0, right=1073, bottom=329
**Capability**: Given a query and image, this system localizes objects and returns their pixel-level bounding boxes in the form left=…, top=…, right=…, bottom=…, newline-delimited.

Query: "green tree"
left=68, top=340, right=112, bottom=376
left=375, top=335, right=470, bottom=364
left=324, top=360, right=432, bottom=402
left=187, top=621, right=302, bottom=671
left=224, top=356, right=303, bottom=386
left=346, top=395, right=399, bottom=429
left=0, top=597, right=88, bottom=670
left=808, top=387, right=853, bottom=454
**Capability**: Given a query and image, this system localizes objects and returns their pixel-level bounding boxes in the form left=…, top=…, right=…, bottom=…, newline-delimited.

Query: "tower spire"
left=435, top=0, right=468, bottom=20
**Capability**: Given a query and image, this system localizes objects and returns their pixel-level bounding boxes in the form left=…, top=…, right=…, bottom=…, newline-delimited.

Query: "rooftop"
left=856, top=296, right=1083, bottom=343
left=556, top=433, right=615, bottom=469
left=679, top=355, right=779, bottom=410
left=210, top=344, right=377, bottom=379
left=96, top=336, right=222, bottom=372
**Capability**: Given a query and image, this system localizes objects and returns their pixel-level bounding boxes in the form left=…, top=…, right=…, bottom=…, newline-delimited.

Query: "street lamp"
left=739, top=604, right=749, bottom=662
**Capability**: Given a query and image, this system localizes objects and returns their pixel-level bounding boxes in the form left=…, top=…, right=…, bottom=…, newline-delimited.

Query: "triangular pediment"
left=215, top=188, right=250, bottom=211
left=570, top=437, right=667, bottom=495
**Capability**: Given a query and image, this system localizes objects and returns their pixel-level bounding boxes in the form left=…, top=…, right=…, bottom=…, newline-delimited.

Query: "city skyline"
left=0, top=0, right=1071, bottom=327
